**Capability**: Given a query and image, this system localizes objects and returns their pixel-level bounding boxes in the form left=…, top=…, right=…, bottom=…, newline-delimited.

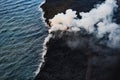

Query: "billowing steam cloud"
left=49, top=0, right=120, bottom=48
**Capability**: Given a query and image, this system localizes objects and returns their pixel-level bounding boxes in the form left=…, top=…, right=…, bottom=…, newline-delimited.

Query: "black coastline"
left=35, top=0, right=120, bottom=80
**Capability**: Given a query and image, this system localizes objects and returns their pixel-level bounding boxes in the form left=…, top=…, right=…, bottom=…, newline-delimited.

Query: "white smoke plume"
left=49, top=0, right=120, bottom=48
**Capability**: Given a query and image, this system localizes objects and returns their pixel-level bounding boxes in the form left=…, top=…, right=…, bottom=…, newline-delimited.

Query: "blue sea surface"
left=0, top=0, right=47, bottom=80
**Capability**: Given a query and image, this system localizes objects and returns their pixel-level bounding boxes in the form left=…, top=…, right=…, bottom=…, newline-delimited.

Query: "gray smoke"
left=49, top=0, right=120, bottom=48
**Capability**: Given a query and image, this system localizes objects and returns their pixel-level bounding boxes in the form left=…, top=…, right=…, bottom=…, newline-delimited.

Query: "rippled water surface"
left=0, top=0, right=47, bottom=79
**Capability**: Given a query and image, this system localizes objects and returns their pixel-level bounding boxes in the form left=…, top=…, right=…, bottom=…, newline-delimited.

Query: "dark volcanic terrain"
left=41, top=0, right=120, bottom=25
left=35, top=0, right=120, bottom=80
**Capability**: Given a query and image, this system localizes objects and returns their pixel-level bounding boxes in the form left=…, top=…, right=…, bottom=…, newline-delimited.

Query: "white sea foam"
left=35, top=0, right=120, bottom=76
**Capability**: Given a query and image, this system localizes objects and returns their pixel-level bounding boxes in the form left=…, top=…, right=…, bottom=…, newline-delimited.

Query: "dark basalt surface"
left=41, top=0, right=104, bottom=25
left=41, top=0, right=120, bottom=25
left=35, top=31, right=120, bottom=80
left=35, top=0, right=120, bottom=80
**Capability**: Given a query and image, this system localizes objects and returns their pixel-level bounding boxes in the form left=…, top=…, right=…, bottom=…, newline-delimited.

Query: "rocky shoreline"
left=35, top=0, right=120, bottom=80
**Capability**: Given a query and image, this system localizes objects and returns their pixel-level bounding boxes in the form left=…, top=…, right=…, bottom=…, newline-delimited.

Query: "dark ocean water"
left=0, top=0, right=47, bottom=80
